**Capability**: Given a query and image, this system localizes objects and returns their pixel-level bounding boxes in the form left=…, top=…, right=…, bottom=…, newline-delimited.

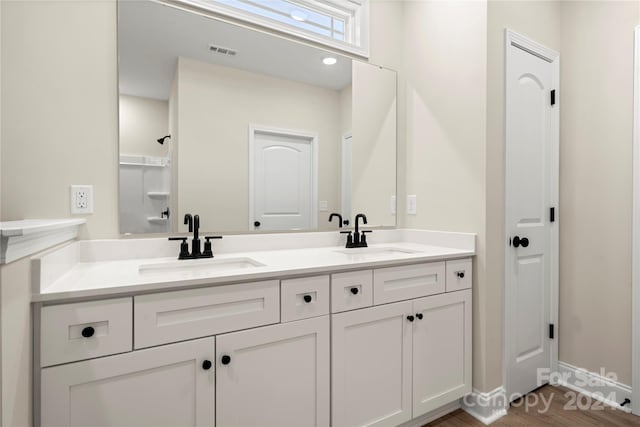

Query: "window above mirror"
left=176, top=0, right=370, bottom=57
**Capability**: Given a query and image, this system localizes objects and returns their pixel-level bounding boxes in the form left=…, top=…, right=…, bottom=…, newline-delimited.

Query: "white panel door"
left=251, top=127, right=316, bottom=231
left=412, top=290, right=472, bottom=417
left=332, top=301, right=413, bottom=427
left=216, top=316, right=329, bottom=427
left=41, top=338, right=215, bottom=427
left=505, top=31, right=559, bottom=399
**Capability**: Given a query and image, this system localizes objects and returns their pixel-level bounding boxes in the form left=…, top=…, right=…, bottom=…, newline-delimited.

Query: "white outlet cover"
left=319, top=200, right=328, bottom=212
left=70, top=185, right=94, bottom=214
left=390, top=195, right=397, bottom=215
left=407, top=194, right=417, bottom=215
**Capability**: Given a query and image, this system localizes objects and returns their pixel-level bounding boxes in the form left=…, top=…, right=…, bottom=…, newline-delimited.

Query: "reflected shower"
left=157, top=135, right=171, bottom=144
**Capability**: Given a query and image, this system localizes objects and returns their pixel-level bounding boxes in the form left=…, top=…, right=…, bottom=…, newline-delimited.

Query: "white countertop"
left=32, top=229, right=475, bottom=303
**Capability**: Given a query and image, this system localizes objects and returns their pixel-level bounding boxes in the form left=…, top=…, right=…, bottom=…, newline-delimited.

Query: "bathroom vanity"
left=32, top=230, right=474, bottom=427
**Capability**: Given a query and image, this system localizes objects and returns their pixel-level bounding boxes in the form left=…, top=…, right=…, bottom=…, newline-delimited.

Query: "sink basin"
left=333, top=247, right=420, bottom=257
left=139, top=257, right=265, bottom=274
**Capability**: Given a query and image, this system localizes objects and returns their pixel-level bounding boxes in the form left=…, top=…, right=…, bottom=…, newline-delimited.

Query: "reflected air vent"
left=208, top=44, right=237, bottom=56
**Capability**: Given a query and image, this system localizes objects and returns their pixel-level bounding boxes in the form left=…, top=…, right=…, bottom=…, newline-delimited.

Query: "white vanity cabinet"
left=37, top=257, right=473, bottom=427
left=332, top=288, right=471, bottom=427
left=41, top=337, right=215, bottom=427
left=216, top=316, right=330, bottom=427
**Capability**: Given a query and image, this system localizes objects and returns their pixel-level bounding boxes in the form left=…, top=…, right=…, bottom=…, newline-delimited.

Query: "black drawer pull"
left=303, top=294, right=312, bottom=303
left=350, top=287, right=359, bottom=295
left=221, top=355, right=231, bottom=365
left=407, top=315, right=415, bottom=322
left=81, top=326, right=95, bottom=338
left=416, top=313, right=423, bottom=320
left=202, top=360, right=212, bottom=370
left=456, top=271, right=465, bottom=279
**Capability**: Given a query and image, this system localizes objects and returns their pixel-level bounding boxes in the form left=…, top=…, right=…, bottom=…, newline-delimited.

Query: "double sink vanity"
left=32, top=228, right=474, bottom=427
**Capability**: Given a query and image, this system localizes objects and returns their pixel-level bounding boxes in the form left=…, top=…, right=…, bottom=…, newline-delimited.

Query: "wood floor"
left=425, top=386, right=639, bottom=426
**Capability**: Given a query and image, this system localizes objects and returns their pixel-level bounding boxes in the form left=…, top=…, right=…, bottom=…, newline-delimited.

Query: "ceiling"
left=118, top=0, right=353, bottom=100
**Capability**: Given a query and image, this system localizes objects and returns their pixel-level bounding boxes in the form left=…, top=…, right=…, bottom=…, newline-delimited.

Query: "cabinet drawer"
left=134, top=280, right=279, bottom=349
left=446, top=258, right=472, bottom=292
left=40, top=298, right=132, bottom=367
left=281, top=276, right=330, bottom=322
left=373, top=262, right=445, bottom=305
left=331, top=270, right=373, bottom=313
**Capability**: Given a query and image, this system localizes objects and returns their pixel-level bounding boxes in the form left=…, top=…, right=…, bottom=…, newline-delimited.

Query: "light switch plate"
left=407, top=195, right=417, bottom=215
left=70, top=185, right=94, bottom=214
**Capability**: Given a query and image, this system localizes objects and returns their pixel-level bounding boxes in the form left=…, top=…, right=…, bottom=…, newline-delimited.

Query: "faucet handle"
left=168, top=237, right=190, bottom=259
left=360, top=230, right=373, bottom=247
left=340, top=230, right=354, bottom=248
left=203, top=236, right=223, bottom=258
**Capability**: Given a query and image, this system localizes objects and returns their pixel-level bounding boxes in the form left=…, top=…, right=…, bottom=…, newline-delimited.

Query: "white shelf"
left=147, top=217, right=169, bottom=224
left=147, top=192, right=170, bottom=199
left=0, top=219, right=86, bottom=264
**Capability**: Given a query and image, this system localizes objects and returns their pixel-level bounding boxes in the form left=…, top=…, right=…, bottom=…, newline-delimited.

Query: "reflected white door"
left=341, top=133, right=352, bottom=221
left=505, top=31, right=559, bottom=399
left=250, top=126, right=317, bottom=231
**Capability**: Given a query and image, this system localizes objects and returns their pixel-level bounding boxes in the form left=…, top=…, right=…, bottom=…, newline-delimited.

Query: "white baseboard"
left=556, top=361, right=633, bottom=413
left=461, top=387, right=508, bottom=425
left=398, top=401, right=461, bottom=427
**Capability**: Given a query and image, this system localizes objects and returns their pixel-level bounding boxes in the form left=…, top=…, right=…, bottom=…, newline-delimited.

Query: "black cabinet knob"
left=254, top=221, right=261, bottom=227
left=456, top=271, right=465, bottom=279
left=81, top=326, right=95, bottom=338
left=416, top=313, right=423, bottom=320
left=303, top=295, right=312, bottom=303
left=407, top=315, right=415, bottom=322
left=350, top=287, right=359, bottom=295
left=221, top=355, right=231, bottom=365
left=512, top=236, right=530, bottom=248
left=202, top=360, right=212, bottom=370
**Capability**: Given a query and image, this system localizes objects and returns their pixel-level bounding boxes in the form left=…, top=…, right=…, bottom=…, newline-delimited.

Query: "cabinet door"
left=412, top=290, right=472, bottom=417
left=332, top=301, right=413, bottom=427
left=41, top=337, right=215, bottom=427
left=216, top=316, right=329, bottom=427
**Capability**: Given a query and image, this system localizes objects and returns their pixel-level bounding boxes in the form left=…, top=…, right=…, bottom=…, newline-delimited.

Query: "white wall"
left=1, top=0, right=118, bottom=240
left=176, top=58, right=343, bottom=232
left=119, top=95, right=169, bottom=158
left=400, top=0, right=489, bottom=390
left=558, top=1, right=639, bottom=385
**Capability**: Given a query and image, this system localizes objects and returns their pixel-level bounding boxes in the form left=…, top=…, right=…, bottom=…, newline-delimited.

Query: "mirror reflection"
left=118, top=0, right=396, bottom=234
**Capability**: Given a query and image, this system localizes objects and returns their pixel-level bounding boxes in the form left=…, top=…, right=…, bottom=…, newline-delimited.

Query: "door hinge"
left=551, top=89, right=556, bottom=106
left=549, top=324, right=555, bottom=339
left=550, top=207, right=556, bottom=223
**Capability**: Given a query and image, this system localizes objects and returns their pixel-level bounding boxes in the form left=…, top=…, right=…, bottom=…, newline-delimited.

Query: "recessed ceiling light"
left=322, top=57, right=337, bottom=66
left=290, top=10, right=307, bottom=21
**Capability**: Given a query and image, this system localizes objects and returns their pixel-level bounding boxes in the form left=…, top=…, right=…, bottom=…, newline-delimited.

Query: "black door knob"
left=221, top=355, right=231, bottom=365
left=407, top=315, right=415, bottom=322
left=416, top=313, right=423, bottom=320
left=350, top=287, right=359, bottom=295
left=513, top=236, right=530, bottom=248
left=254, top=221, right=261, bottom=227
left=456, top=271, right=465, bottom=279
left=202, top=360, right=212, bottom=370
left=303, top=295, right=312, bottom=303
left=81, top=326, right=95, bottom=338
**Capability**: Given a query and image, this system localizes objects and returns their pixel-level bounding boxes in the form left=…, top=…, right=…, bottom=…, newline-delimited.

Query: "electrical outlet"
left=71, top=185, right=94, bottom=214
left=407, top=195, right=417, bottom=215
left=390, top=195, right=397, bottom=215
left=319, top=201, right=328, bottom=212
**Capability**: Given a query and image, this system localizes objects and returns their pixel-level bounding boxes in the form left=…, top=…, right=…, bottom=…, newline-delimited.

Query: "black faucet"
left=329, top=213, right=343, bottom=228
left=169, top=213, right=222, bottom=259
left=342, top=213, right=372, bottom=248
